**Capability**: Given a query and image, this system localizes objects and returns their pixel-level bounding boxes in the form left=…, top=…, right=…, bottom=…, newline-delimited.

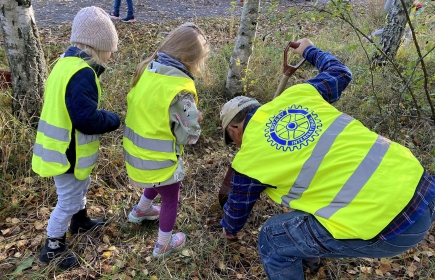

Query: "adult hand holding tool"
left=219, top=39, right=310, bottom=209
left=273, top=39, right=310, bottom=99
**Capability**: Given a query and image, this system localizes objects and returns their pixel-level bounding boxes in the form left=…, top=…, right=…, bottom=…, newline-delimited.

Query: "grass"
left=1, top=1, right=435, bottom=279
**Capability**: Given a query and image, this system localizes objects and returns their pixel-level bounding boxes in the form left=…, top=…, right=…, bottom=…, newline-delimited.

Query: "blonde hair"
left=131, top=22, right=210, bottom=87
left=72, top=43, right=110, bottom=67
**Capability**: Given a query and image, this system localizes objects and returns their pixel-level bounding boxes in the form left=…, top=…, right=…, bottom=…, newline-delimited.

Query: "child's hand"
left=293, top=38, right=314, bottom=56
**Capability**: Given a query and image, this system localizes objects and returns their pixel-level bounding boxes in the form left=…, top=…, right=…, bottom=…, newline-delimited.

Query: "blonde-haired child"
left=123, top=22, right=209, bottom=258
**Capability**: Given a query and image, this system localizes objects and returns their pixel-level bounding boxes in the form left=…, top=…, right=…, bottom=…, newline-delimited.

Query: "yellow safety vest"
left=123, top=68, right=197, bottom=183
left=32, top=57, right=101, bottom=180
left=232, top=83, right=423, bottom=240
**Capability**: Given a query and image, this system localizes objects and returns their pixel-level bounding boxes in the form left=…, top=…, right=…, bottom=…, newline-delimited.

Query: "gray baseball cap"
left=219, top=96, right=261, bottom=145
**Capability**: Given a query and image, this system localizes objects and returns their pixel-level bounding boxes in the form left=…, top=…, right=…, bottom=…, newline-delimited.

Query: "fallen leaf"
left=13, top=257, right=33, bottom=274
left=181, top=249, right=191, bottom=256
left=361, top=266, right=372, bottom=274
left=107, top=246, right=117, bottom=251
left=103, top=235, right=111, bottom=244
left=34, top=221, right=44, bottom=230
left=24, top=177, right=35, bottom=184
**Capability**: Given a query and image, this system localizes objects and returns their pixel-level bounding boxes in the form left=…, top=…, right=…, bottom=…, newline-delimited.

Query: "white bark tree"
left=225, top=0, right=260, bottom=96
left=373, top=0, right=414, bottom=63
left=0, top=0, right=47, bottom=124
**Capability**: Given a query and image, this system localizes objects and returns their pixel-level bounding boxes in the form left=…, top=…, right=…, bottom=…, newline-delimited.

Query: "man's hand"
left=223, top=227, right=238, bottom=241
left=293, top=38, right=314, bottom=56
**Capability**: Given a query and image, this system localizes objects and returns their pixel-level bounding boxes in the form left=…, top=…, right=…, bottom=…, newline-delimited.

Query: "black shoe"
left=69, top=207, right=107, bottom=234
left=39, top=234, right=78, bottom=269
left=303, top=258, right=321, bottom=274
left=121, top=15, right=136, bottom=23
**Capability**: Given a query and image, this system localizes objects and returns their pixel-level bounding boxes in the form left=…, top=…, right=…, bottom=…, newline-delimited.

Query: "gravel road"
left=32, top=0, right=241, bottom=27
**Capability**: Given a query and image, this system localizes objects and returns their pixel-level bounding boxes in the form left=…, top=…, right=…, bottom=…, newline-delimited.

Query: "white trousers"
left=46, top=173, right=89, bottom=238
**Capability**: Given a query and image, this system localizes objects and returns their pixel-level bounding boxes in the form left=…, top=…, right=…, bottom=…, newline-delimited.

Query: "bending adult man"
left=219, top=38, right=435, bottom=280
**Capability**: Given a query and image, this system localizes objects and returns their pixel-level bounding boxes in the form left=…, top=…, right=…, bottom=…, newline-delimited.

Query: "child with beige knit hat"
left=33, top=6, right=120, bottom=269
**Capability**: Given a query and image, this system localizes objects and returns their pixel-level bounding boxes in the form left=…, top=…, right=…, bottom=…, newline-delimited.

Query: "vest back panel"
left=123, top=69, right=197, bottom=183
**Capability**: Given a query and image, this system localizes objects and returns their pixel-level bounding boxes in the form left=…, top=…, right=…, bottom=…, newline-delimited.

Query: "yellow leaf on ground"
left=181, top=249, right=191, bottom=256
left=34, top=221, right=44, bottom=230
left=103, top=235, right=110, bottom=244
left=24, top=177, right=35, bottom=184
left=375, top=268, right=383, bottom=276
left=102, top=251, right=112, bottom=258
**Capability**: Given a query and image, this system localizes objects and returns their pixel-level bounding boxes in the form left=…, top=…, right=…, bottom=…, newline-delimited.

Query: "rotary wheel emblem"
left=265, top=104, right=322, bottom=151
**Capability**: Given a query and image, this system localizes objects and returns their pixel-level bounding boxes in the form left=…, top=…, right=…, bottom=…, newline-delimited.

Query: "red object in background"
left=0, top=70, right=12, bottom=89
left=240, top=0, right=244, bottom=2
left=415, top=3, right=424, bottom=10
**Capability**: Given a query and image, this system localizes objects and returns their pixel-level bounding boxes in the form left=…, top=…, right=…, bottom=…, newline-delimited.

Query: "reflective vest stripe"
left=315, top=135, right=391, bottom=219
left=124, top=126, right=174, bottom=153
left=77, top=132, right=99, bottom=145
left=282, top=114, right=354, bottom=204
left=123, top=149, right=176, bottom=170
left=77, top=153, right=99, bottom=169
left=37, top=120, right=70, bottom=142
left=33, top=143, right=68, bottom=165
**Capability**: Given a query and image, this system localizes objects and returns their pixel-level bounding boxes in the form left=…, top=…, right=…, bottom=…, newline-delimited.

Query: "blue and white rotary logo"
left=265, top=104, right=322, bottom=151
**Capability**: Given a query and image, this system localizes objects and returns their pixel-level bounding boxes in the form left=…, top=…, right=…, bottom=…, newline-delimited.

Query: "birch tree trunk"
left=225, top=0, right=260, bottom=96
left=373, top=0, right=413, bottom=63
left=0, top=0, right=47, bottom=124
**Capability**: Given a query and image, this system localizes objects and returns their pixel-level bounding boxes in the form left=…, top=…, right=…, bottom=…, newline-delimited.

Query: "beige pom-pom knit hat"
left=70, top=6, right=118, bottom=52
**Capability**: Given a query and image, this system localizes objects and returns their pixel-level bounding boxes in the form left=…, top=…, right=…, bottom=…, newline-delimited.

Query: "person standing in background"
left=109, top=0, right=136, bottom=23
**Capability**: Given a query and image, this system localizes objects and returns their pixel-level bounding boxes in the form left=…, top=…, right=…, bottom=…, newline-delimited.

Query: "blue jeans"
left=113, top=0, right=134, bottom=16
left=258, top=198, right=435, bottom=280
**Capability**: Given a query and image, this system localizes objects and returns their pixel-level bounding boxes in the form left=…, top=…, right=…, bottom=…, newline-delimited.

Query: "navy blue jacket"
left=63, top=46, right=120, bottom=172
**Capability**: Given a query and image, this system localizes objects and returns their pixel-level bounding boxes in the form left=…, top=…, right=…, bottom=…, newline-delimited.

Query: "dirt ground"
left=32, top=0, right=242, bottom=27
